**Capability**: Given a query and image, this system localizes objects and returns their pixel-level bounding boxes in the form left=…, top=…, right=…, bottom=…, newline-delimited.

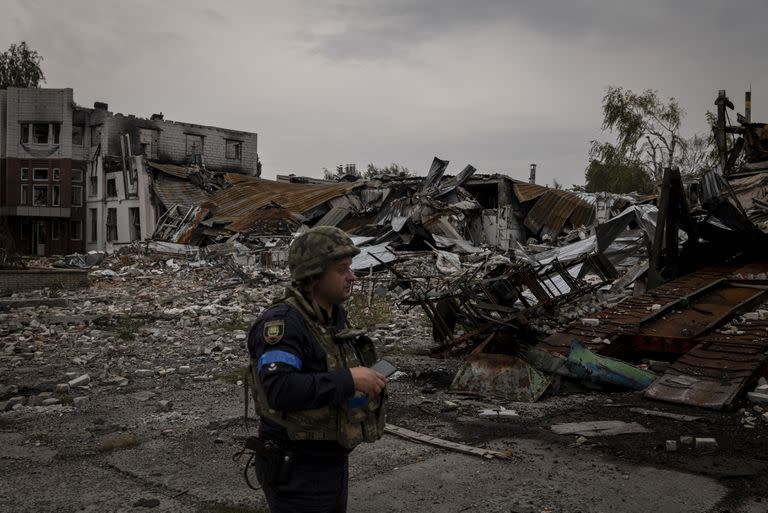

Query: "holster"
left=245, top=437, right=294, bottom=486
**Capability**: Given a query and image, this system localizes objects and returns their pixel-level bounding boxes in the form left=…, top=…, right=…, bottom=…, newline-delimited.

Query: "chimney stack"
left=745, top=91, right=752, bottom=123
left=529, top=163, right=537, bottom=184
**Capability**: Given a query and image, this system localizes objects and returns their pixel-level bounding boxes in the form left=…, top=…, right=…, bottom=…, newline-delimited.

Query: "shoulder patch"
left=263, top=320, right=285, bottom=345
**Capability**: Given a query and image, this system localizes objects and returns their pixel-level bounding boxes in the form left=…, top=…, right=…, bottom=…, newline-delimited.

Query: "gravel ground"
left=1, top=251, right=767, bottom=512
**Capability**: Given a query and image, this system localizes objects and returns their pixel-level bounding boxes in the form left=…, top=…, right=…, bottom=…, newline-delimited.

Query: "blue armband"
left=258, top=350, right=302, bottom=371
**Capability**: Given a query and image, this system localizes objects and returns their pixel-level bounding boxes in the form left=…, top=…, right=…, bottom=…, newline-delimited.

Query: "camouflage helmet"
left=288, top=226, right=360, bottom=282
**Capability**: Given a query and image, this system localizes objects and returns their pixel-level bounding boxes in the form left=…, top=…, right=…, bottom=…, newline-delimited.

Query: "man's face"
left=314, top=257, right=356, bottom=306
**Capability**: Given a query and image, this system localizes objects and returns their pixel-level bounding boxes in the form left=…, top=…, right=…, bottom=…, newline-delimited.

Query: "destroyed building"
left=0, top=86, right=259, bottom=257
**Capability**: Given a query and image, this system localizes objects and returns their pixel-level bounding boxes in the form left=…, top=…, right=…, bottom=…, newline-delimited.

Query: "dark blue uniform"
left=247, top=303, right=355, bottom=513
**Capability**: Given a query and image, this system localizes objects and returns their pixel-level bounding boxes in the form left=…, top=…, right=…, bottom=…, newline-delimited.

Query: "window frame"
left=52, top=184, right=61, bottom=207
left=32, top=123, right=50, bottom=144
left=19, top=218, right=30, bottom=240
left=106, top=207, right=118, bottom=242
left=53, top=168, right=60, bottom=181
left=226, top=139, right=243, bottom=160
left=72, top=125, right=85, bottom=146
left=21, top=168, right=29, bottom=180
left=71, top=220, right=82, bottom=241
left=33, top=168, right=48, bottom=181
left=72, top=169, right=83, bottom=182
left=52, top=220, right=60, bottom=240
left=71, top=185, right=83, bottom=207
left=20, top=184, right=29, bottom=205
left=106, top=178, right=117, bottom=198
left=185, top=134, right=204, bottom=156
left=32, top=185, right=48, bottom=206
left=90, top=208, right=98, bottom=242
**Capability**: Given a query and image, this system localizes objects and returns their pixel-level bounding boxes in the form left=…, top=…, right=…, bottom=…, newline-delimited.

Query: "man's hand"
left=349, top=367, right=387, bottom=396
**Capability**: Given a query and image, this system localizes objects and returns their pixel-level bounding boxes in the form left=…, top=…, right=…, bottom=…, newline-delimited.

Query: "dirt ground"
left=1, top=259, right=767, bottom=513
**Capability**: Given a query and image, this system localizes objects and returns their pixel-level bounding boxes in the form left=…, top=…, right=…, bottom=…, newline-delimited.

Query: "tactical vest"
left=249, top=287, right=386, bottom=450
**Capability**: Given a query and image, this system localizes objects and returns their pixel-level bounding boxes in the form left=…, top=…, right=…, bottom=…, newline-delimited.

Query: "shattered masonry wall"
left=105, top=114, right=259, bottom=175
left=0, top=269, right=88, bottom=292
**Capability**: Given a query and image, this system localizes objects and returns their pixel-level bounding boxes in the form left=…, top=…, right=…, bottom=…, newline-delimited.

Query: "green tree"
left=0, top=41, right=46, bottom=89
left=584, top=156, right=653, bottom=194
left=364, top=162, right=413, bottom=180
left=590, top=87, right=684, bottom=186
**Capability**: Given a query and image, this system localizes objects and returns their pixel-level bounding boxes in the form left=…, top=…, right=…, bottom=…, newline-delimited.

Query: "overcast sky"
left=2, top=0, right=766, bottom=186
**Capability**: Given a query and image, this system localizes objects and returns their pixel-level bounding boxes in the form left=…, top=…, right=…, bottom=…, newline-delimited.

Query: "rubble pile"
left=0, top=249, right=283, bottom=413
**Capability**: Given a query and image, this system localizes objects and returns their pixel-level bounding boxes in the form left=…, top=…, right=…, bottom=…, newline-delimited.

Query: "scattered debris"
left=550, top=421, right=652, bottom=437
left=384, top=424, right=511, bottom=460
left=628, top=408, right=704, bottom=422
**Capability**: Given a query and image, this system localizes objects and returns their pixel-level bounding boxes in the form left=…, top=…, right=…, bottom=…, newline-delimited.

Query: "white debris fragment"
left=479, top=407, right=519, bottom=418
left=695, top=438, right=718, bottom=449
left=67, top=374, right=90, bottom=388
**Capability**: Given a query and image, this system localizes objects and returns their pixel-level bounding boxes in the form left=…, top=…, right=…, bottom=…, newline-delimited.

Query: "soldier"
left=246, top=226, right=387, bottom=513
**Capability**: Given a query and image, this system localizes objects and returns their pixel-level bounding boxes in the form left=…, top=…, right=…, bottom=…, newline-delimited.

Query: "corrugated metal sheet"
left=512, top=185, right=595, bottom=236
left=153, top=176, right=210, bottom=208
left=146, top=161, right=191, bottom=179
left=315, top=206, right=350, bottom=227
left=513, top=183, right=549, bottom=202
left=204, top=175, right=361, bottom=231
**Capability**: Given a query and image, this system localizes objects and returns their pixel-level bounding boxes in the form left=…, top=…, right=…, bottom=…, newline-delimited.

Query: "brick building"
left=0, top=88, right=86, bottom=256
left=1, top=87, right=259, bottom=255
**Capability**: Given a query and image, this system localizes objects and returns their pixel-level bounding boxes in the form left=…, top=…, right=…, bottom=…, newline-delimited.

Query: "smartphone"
left=370, top=358, right=397, bottom=378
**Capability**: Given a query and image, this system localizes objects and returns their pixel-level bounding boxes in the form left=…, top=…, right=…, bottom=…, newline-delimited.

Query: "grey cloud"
left=306, top=0, right=767, bottom=62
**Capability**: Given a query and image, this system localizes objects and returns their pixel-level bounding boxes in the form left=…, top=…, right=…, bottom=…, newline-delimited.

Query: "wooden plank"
left=384, top=424, right=511, bottom=460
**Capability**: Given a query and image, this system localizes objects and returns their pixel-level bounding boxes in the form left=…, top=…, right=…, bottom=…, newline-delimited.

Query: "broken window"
left=106, top=208, right=117, bottom=242
left=72, top=169, right=83, bottom=182
left=52, top=185, right=60, bottom=206
left=21, top=168, right=29, bottom=180
left=32, top=185, right=47, bottom=206
left=107, top=178, right=117, bottom=198
left=71, top=185, right=82, bottom=207
left=139, top=128, right=157, bottom=159
left=89, top=175, right=98, bottom=196
left=20, top=185, right=28, bottom=205
left=129, top=207, right=141, bottom=241
left=88, top=175, right=99, bottom=196
left=33, top=168, right=48, bottom=181
left=90, top=125, right=102, bottom=145
left=53, top=168, right=60, bottom=181
left=33, top=123, right=49, bottom=144
left=89, top=208, right=98, bottom=242
left=226, top=140, right=242, bottom=160
left=51, top=220, right=60, bottom=240
left=72, top=125, right=84, bottom=146
left=19, top=218, right=30, bottom=240
left=71, top=220, right=82, bottom=241
left=185, top=134, right=203, bottom=156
